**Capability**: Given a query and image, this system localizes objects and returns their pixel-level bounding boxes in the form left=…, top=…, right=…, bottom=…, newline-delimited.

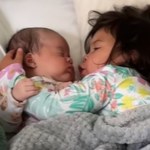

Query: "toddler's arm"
left=55, top=81, right=72, bottom=91
left=0, top=51, right=113, bottom=121
left=25, top=73, right=113, bottom=120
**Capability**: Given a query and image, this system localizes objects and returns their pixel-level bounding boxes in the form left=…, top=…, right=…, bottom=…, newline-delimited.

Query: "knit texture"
left=9, top=105, right=150, bottom=150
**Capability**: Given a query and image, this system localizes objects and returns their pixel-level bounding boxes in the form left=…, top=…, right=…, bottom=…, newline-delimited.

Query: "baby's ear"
left=24, top=53, right=37, bottom=68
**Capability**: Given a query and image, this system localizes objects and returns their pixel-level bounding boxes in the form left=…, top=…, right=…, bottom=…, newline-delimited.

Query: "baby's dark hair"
left=6, top=27, right=59, bottom=54
left=85, top=5, right=150, bottom=82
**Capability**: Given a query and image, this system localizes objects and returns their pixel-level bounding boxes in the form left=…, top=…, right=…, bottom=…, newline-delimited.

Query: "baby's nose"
left=66, top=57, right=73, bottom=64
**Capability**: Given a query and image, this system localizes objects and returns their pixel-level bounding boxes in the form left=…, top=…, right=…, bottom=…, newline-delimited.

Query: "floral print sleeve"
left=25, top=72, right=114, bottom=120
left=0, top=63, right=25, bottom=132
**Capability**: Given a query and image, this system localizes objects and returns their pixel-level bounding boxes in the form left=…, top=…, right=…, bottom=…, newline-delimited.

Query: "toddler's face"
left=32, top=34, right=75, bottom=82
left=79, top=28, right=115, bottom=78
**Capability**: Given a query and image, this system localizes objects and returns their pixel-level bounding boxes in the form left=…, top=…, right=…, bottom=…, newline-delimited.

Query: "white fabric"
left=0, top=45, right=5, bottom=60
left=0, top=0, right=81, bottom=78
left=73, top=0, right=150, bottom=56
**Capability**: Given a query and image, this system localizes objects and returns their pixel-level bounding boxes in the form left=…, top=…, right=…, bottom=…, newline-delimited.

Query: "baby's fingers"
left=23, top=78, right=35, bottom=85
left=25, top=85, right=40, bottom=92
left=26, top=90, right=40, bottom=98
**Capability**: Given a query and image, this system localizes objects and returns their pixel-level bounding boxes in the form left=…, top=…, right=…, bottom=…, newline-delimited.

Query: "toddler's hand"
left=12, top=78, right=40, bottom=102
left=55, top=81, right=72, bottom=91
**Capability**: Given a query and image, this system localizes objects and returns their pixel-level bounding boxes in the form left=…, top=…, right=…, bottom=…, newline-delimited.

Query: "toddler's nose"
left=83, top=55, right=88, bottom=62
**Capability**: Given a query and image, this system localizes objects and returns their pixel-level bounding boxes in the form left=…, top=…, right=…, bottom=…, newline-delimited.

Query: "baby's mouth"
left=67, top=66, right=75, bottom=74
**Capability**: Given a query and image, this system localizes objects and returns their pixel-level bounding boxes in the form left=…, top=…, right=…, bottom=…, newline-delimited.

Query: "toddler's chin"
left=79, top=72, right=87, bottom=79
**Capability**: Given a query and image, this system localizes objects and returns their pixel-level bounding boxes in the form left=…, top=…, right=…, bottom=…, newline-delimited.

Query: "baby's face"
left=32, top=34, right=75, bottom=82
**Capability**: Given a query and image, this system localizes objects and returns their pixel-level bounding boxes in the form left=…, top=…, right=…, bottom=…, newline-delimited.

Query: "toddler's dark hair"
left=85, top=5, right=150, bottom=83
left=6, top=27, right=59, bottom=54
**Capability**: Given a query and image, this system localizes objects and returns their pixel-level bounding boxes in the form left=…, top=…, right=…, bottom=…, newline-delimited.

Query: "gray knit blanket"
left=9, top=105, right=150, bottom=150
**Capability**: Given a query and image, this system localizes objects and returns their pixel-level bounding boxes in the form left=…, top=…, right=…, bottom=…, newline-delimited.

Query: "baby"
left=0, top=27, right=75, bottom=129
left=7, top=27, right=75, bottom=101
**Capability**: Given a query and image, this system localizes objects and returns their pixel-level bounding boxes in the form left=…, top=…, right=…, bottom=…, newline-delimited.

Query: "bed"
left=1, top=0, right=150, bottom=149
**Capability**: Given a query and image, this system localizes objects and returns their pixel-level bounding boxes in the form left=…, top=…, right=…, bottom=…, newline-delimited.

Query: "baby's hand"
left=55, top=81, right=72, bottom=91
left=12, top=78, right=40, bottom=102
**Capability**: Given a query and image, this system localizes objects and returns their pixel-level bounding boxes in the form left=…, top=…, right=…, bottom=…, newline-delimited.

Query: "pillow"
left=0, top=10, right=11, bottom=59
left=0, top=0, right=81, bottom=78
left=73, top=0, right=150, bottom=56
left=0, top=45, right=5, bottom=60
